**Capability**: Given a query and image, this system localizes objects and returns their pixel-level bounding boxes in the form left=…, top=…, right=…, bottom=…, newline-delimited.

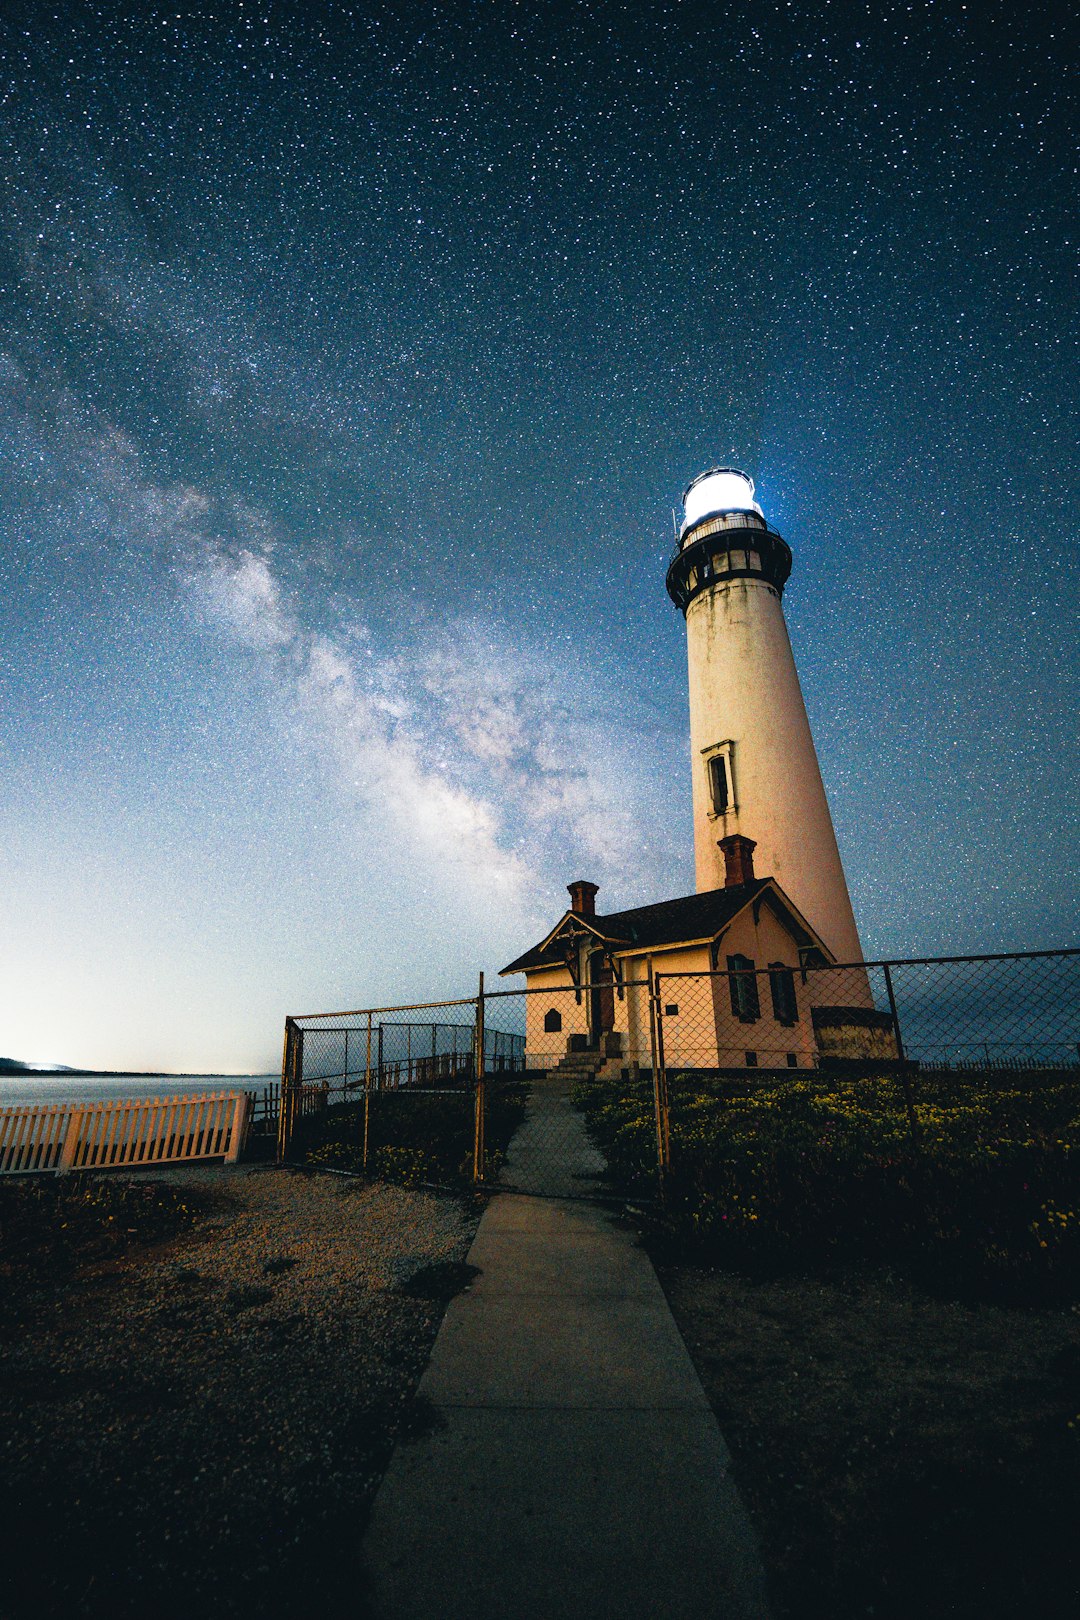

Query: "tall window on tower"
left=708, top=754, right=729, bottom=813
left=706, top=742, right=736, bottom=817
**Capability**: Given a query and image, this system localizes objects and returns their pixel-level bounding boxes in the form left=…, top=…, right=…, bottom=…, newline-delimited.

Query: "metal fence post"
left=647, top=961, right=671, bottom=1182
left=655, top=973, right=671, bottom=1174
left=882, top=962, right=920, bottom=1154
left=276, top=1021, right=290, bottom=1163
left=277, top=1019, right=303, bottom=1163
left=363, top=1011, right=373, bottom=1171
left=473, top=972, right=486, bottom=1184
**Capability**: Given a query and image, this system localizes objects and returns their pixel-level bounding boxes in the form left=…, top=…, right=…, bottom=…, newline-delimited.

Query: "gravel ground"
left=1, top=1165, right=478, bottom=1620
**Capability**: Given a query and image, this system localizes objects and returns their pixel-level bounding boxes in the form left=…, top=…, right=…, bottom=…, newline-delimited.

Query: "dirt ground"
left=656, top=1260, right=1080, bottom=1619
left=0, top=1166, right=478, bottom=1620
left=9, top=1166, right=1080, bottom=1619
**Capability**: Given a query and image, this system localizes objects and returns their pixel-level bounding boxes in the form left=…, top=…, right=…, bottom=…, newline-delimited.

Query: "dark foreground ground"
left=0, top=1167, right=477, bottom=1620
left=657, top=1258, right=1080, bottom=1619
left=5, top=1169, right=1080, bottom=1619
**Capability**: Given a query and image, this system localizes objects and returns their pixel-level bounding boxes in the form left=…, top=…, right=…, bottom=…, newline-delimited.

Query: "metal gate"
left=480, top=977, right=662, bottom=1199
left=275, top=975, right=666, bottom=1199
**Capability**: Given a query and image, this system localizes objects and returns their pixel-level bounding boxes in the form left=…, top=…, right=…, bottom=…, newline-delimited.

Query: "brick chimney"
left=567, top=880, right=599, bottom=918
left=718, top=834, right=757, bottom=888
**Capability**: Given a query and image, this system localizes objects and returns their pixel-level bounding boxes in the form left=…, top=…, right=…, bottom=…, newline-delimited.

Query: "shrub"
left=573, top=1068, right=1080, bottom=1302
left=0, top=1175, right=199, bottom=1274
left=370, top=1146, right=438, bottom=1188
left=304, top=1141, right=364, bottom=1174
left=300, top=1079, right=527, bottom=1189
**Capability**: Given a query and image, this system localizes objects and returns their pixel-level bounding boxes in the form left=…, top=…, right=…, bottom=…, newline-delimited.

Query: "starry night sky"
left=1, top=1, right=1076, bottom=1070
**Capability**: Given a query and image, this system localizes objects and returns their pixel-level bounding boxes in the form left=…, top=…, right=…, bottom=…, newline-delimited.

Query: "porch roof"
left=499, top=878, right=774, bottom=974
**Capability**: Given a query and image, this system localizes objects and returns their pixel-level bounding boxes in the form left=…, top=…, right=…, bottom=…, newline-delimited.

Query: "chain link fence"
left=655, top=951, right=1080, bottom=1074
left=272, top=950, right=1079, bottom=1193
left=650, top=950, right=1079, bottom=1161
left=275, top=993, right=527, bottom=1180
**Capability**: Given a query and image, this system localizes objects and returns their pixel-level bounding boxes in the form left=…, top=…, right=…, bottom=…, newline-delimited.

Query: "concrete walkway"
left=499, top=1072, right=607, bottom=1199
left=361, top=1082, right=770, bottom=1619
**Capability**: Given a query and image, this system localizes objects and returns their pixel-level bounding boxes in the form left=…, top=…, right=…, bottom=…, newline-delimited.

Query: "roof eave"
left=753, top=885, right=837, bottom=960
left=609, top=934, right=716, bottom=957
left=498, top=913, right=631, bottom=976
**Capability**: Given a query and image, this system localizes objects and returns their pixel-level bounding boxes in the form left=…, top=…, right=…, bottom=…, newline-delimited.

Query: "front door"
left=588, top=951, right=615, bottom=1046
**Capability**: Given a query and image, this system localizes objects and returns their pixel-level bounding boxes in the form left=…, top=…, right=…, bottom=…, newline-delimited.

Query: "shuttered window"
left=727, top=954, right=760, bottom=1022
left=769, top=963, right=799, bottom=1025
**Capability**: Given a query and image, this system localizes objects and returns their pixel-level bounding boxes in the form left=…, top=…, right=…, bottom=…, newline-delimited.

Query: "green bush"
left=304, top=1139, right=439, bottom=1187
left=0, top=1175, right=199, bottom=1273
left=304, top=1140, right=363, bottom=1174
left=300, top=1079, right=528, bottom=1189
left=573, top=1069, right=1080, bottom=1302
left=370, top=1146, right=438, bottom=1188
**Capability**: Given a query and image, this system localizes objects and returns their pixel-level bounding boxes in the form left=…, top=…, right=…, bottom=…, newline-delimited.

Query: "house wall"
left=523, top=957, right=657, bottom=1070
left=618, top=975, right=653, bottom=1067
left=634, top=904, right=861, bottom=1071
left=522, top=966, right=589, bottom=1069
left=616, top=946, right=707, bottom=1071
left=706, top=905, right=820, bottom=1068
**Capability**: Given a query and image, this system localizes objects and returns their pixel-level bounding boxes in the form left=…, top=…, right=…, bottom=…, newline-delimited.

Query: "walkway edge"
left=362, top=1189, right=771, bottom=1619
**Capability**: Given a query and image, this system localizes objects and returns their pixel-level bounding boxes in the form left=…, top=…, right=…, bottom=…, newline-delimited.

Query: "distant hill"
left=0, top=1058, right=268, bottom=1079
left=0, top=1057, right=77, bottom=1074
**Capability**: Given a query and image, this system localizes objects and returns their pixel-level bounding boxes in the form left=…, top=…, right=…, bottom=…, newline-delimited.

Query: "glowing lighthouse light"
left=681, top=467, right=763, bottom=533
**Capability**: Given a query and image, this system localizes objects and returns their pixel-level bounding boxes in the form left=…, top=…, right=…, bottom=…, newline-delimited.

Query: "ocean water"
left=0, top=1073, right=279, bottom=1109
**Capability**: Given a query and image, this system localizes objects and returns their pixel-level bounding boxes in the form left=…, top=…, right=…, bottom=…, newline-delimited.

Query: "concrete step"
left=548, top=1056, right=605, bottom=1081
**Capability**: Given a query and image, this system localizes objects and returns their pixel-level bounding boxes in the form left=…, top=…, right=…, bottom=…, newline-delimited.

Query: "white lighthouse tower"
left=666, top=467, right=864, bottom=963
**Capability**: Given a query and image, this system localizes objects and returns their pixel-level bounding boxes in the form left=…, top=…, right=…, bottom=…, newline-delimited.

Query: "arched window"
left=543, top=1008, right=563, bottom=1033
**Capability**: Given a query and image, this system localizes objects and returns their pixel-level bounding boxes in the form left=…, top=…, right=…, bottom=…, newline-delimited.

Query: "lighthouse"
left=501, top=461, right=879, bottom=1067
left=665, top=468, right=864, bottom=964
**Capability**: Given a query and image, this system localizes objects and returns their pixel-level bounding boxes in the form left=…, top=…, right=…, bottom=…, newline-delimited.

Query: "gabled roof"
left=499, top=877, right=818, bottom=975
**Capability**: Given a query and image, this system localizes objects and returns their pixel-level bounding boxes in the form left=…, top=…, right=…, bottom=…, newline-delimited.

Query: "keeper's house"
left=500, top=836, right=891, bottom=1076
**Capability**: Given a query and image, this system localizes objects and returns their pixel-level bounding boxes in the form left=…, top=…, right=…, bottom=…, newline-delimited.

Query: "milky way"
left=0, top=2, right=1075, bottom=1069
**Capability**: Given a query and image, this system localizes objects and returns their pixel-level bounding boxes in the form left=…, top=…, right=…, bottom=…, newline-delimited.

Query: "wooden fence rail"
left=0, top=1091, right=252, bottom=1176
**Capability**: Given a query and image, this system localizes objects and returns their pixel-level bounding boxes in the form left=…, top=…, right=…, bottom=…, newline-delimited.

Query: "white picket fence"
left=0, top=1090, right=252, bottom=1175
